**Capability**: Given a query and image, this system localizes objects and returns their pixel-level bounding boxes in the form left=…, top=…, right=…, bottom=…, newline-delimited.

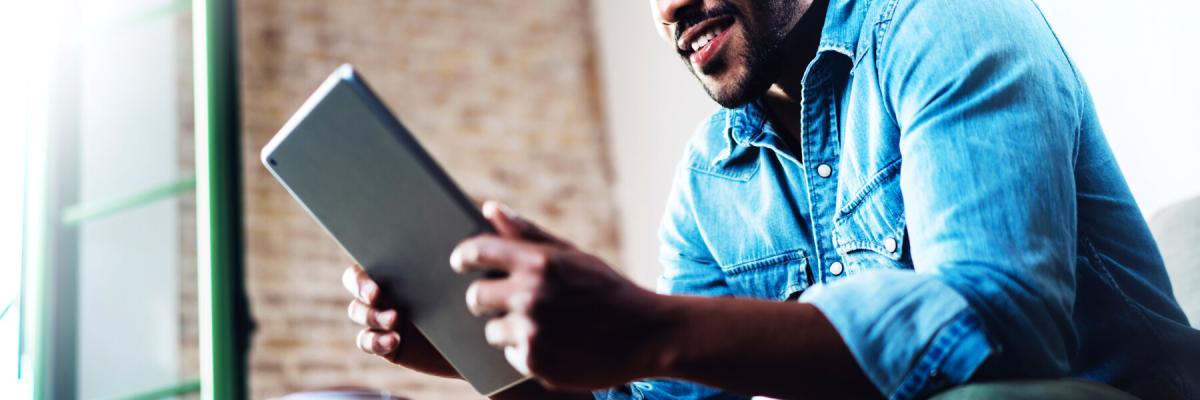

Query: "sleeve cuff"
left=593, top=380, right=751, bottom=400
left=593, top=388, right=627, bottom=400
left=800, top=270, right=995, bottom=399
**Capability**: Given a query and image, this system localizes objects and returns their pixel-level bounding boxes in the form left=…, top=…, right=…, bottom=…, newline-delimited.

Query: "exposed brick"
left=215, top=1, right=621, bottom=398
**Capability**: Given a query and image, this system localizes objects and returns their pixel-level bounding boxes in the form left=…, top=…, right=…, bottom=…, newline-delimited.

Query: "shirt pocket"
left=721, top=249, right=810, bottom=300
left=831, top=161, right=910, bottom=274
left=687, top=145, right=761, bottom=182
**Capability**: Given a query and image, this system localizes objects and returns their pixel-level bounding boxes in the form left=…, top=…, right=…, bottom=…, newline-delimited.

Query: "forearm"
left=649, top=294, right=880, bottom=399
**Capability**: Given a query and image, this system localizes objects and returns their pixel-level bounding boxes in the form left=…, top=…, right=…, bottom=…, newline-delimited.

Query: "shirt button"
left=883, top=237, right=898, bottom=253
left=829, top=261, right=844, bottom=276
left=816, top=164, right=833, bottom=178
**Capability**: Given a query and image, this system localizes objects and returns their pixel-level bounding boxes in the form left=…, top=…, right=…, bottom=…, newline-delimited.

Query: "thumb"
left=481, top=201, right=572, bottom=248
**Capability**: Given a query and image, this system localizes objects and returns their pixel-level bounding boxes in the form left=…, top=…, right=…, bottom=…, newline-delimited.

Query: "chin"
left=686, top=22, right=782, bottom=108
left=698, top=69, right=759, bottom=108
left=690, top=44, right=767, bottom=108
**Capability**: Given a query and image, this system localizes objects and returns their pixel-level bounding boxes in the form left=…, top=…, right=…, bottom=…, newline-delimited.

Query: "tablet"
left=260, top=64, right=529, bottom=395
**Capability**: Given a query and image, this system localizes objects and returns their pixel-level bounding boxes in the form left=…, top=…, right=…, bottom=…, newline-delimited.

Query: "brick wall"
left=234, top=1, right=618, bottom=398
left=176, top=8, right=199, bottom=396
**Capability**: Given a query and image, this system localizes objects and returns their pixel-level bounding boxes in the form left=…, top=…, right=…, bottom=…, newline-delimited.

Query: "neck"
left=766, top=0, right=829, bottom=106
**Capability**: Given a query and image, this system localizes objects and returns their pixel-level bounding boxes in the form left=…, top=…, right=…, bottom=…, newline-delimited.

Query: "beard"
left=684, top=1, right=803, bottom=108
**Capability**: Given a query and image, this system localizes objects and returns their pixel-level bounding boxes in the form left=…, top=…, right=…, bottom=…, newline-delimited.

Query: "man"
left=342, top=0, right=1200, bottom=398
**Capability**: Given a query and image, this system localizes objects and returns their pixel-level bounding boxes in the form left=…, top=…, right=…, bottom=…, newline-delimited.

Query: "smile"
left=676, top=15, right=735, bottom=57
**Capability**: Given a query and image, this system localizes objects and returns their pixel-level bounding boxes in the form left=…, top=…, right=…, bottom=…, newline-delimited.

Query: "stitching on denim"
left=818, top=42, right=855, bottom=63
left=892, top=311, right=982, bottom=399
left=833, top=216, right=906, bottom=261
left=838, top=157, right=903, bottom=217
left=1081, top=234, right=1188, bottom=395
left=687, top=144, right=760, bottom=182
left=687, top=161, right=760, bottom=182
left=827, top=78, right=843, bottom=151
left=723, top=249, right=807, bottom=275
left=874, top=0, right=901, bottom=56
left=879, top=0, right=900, bottom=23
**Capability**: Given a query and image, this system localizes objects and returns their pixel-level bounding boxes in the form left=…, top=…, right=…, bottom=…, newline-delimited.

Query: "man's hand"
left=344, top=200, right=875, bottom=398
left=342, top=264, right=459, bottom=378
left=451, top=201, right=668, bottom=391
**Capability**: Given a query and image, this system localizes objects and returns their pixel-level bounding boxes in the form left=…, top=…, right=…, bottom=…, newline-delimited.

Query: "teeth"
left=690, top=30, right=718, bottom=52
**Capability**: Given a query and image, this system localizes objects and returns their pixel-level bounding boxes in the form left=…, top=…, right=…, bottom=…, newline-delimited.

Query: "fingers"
left=347, top=299, right=399, bottom=330
left=450, top=235, right=547, bottom=274
left=481, top=201, right=528, bottom=239
left=505, top=346, right=533, bottom=376
left=486, top=315, right=535, bottom=376
left=484, top=313, right=535, bottom=348
left=466, top=278, right=536, bottom=317
left=356, top=328, right=401, bottom=355
left=481, top=201, right=572, bottom=249
left=341, top=264, right=379, bottom=304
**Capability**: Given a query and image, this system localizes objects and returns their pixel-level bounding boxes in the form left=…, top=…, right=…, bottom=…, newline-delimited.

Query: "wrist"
left=630, top=292, right=692, bottom=379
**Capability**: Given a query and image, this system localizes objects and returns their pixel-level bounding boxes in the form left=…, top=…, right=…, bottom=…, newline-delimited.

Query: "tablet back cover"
left=260, top=65, right=528, bottom=395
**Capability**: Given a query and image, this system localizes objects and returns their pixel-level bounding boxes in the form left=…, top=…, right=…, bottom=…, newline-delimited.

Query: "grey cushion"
left=1148, top=195, right=1200, bottom=328
left=930, top=379, right=1137, bottom=400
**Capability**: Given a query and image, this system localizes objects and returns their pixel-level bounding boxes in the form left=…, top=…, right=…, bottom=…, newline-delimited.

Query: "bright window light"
left=0, top=0, right=65, bottom=397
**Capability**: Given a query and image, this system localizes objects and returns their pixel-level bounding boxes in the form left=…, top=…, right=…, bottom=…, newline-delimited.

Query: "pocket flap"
left=722, top=249, right=810, bottom=300
left=832, top=162, right=906, bottom=261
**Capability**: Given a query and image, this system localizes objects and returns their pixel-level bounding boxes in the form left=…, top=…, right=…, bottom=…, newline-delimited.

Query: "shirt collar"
left=726, top=99, right=770, bottom=147
left=717, top=0, right=873, bottom=157
left=711, top=99, right=788, bottom=165
left=817, top=0, right=875, bottom=62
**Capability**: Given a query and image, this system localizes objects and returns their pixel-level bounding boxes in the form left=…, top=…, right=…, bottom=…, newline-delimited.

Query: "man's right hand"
left=342, top=263, right=459, bottom=378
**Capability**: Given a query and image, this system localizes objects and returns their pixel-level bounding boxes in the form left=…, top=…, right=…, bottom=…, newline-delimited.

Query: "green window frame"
left=20, top=0, right=251, bottom=398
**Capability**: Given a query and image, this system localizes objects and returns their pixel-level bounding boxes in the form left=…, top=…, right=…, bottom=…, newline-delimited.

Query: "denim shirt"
left=595, top=0, right=1200, bottom=399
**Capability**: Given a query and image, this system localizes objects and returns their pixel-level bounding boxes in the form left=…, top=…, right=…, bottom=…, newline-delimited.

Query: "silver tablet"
left=261, top=64, right=529, bottom=396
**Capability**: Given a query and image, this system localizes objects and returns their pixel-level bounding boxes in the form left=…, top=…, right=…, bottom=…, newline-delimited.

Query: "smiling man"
left=341, top=0, right=1200, bottom=399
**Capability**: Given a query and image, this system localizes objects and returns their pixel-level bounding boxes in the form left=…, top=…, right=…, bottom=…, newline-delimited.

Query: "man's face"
left=651, top=0, right=809, bottom=107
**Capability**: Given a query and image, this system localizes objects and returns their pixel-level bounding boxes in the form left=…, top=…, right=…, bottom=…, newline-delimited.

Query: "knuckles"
left=521, top=247, right=551, bottom=274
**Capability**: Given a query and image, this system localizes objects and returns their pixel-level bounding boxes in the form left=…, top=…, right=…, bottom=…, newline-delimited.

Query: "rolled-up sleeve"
left=802, top=0, right=1084, bottom=399
left=654, top=152, right=736, bottom=299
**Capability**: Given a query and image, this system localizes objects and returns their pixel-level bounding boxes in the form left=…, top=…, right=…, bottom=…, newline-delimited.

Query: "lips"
left=676, top=16, right=735, bottom=71
left=676, top=15, right=734, bottom=54
left=690, top=28, right=730, bottom=70
left=688, top=26, right=721, bottom=52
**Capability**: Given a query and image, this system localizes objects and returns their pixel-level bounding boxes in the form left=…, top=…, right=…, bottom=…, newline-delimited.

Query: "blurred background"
left=1, top=0, right=1196, bottom=399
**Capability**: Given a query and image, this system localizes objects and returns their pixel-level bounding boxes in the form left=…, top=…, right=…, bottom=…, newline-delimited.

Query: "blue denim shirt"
left=595, top=0, right=1200, bottom=399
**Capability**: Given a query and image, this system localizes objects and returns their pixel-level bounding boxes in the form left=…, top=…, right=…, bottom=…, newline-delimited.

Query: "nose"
left=655, top=0, right=701, bottom=25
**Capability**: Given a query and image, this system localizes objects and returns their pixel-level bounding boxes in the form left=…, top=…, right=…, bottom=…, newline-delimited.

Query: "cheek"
left=649, top=1, right=672, bottom=44
left=659, top=30, right=683, bottom=55
left=711, top=27, right=753, bottom=72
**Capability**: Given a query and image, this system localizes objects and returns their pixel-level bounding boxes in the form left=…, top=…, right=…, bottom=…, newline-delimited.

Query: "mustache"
left=674, top=3, right=740, bottom=45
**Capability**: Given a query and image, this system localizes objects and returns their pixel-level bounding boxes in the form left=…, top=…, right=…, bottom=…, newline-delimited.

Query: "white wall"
left=591, top=1, right=1200, bottom=286
left=1036, top=0, right=1200, bottom=217
left=591, top=1, right=718, bottom=287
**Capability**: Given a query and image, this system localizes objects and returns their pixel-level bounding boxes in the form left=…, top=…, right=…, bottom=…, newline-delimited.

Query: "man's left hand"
left=451, top=201, right=668, bottom=391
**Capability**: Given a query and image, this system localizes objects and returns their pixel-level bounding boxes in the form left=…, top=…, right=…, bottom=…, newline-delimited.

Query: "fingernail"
left=482, top=201, right=500, bottom=218
left=360, top=280, right=375, bottom=302
left=378, top=334, right=396, bottom=351
left=485, top=322, right=502, bottom=344
left=378, top=310, right=397, bottom=328
left=449, top=249, right=462, bottom=271
left=357, top=330, right=371, bottom=352
left=498, top=203, right=517, bottom=219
